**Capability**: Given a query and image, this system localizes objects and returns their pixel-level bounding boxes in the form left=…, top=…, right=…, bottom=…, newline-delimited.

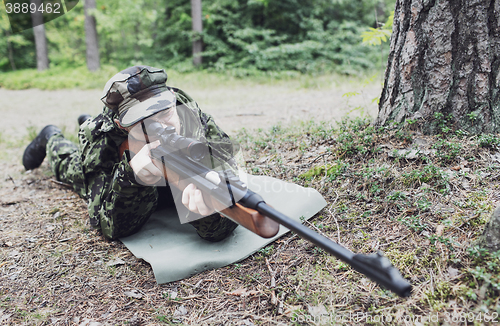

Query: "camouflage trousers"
left=46, top=134, right=237, bottom=241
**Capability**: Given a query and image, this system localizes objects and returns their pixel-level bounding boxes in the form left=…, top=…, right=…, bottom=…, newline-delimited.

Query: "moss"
left=298, top=163, right=346, bottom=180
left=423, top=281, right=452, bottom=308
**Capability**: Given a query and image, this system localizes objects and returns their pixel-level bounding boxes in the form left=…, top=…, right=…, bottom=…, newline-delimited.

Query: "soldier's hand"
left=129, top=140, right=164, bottom=185
left=182, top=183, right=215, bottom=216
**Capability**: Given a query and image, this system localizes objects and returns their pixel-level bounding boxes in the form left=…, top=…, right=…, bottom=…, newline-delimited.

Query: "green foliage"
left=336, top=117, right=382, bottom=157
left=432, top=112, right=454, bottom=135
left=220, top=116, right=500, bottom=321
left=427, top=235, right=455, bottom=251
left=26, top=125, right=38, bottom=142
left=477, top=134, right=500, bottom=149
left=1, top=0, right=395, bottom=75
left=298, top=161, right=348, bottom=181
left=44, top=3, right=87, bottom=67
left=93, top=0, right=163, bottom=67
left=425, top=281, right=452, bottom=303
left=0, top=5, right=35, bottom=71
left=415, top=197, right=432, bottom=211
left=386, top=190, right=407, bottom=201
left=397, top=215, right=428, bottom=233
left=432, top=139, right=462, bottom=164
left=466, top=246, right=500, bottom=298
left=402, top=164, right=450, bottom=192
left=395, top=129, right=412, bottom=142
left=361, top=11, right=393, bottom=46
left=0, top=65, right=118, bottom=89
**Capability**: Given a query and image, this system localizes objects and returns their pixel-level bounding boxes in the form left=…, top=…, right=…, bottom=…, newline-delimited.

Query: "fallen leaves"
left=106, top=258, right=126, bottom=267
left=123, top=290, right=143, bottom=300
left=0, top=196, right=28, bottom=206
left=226, top=287, right=261, bottom=297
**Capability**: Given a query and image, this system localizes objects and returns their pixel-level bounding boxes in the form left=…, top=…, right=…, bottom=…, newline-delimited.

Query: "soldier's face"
left=128, top=106, right=181, bottom=142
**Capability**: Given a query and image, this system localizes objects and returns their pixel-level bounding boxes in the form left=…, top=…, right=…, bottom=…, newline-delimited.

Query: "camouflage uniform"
left=47, top=86, right=238, bottom=240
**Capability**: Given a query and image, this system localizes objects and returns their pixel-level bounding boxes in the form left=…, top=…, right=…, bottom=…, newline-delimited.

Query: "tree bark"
left=375, top=0, right=500, bottom=135
left=84, top=0, right=100, bottom=71
left=191, top=0, right=203, bottom=66
left=31, top=0, right=49, bottom=71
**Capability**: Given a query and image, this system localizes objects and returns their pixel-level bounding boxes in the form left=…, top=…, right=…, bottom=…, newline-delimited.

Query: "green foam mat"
left=120, top=174, right=327, bottom=283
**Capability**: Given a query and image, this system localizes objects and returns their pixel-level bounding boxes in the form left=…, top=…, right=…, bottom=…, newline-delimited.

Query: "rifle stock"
left=154, top=157, right=280, bottom=238
left=120, top=133, right=280, bottom=238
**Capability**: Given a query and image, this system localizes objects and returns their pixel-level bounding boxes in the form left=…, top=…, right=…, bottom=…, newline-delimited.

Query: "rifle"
left=124, top=121, right=412, bottom=298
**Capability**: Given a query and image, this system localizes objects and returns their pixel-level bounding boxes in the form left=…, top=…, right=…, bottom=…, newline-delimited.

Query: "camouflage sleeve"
left=79, top=118, right=158, bottom=239
left=208, top=118, right=238, bottom=171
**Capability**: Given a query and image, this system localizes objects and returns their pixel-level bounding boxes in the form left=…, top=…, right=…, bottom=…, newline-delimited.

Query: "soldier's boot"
left=22, top=125, right=62, bottom=170
left=77, top=114, right=92, bottom=126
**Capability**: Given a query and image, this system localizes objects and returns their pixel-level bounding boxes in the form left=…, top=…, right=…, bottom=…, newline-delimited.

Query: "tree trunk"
left=5, top=29, right=16, bottom=71
left=191, top=0, right=203, bottom=66
left=84, top=0, right=100, bottom=71
left=31, top=0, right=49, bottom=71
left=375, top=0, right=500, bottom=135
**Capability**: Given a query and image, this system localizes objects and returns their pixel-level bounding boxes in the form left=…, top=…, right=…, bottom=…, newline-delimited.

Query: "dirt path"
left=0, top=81, right=381, bottom=138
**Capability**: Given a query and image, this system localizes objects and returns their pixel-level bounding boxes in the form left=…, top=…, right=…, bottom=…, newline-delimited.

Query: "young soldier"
left=22, top=66, right=238, bottom=241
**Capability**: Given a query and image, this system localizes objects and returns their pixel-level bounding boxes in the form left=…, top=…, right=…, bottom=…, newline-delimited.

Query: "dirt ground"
left=0, top=81, right=380, bottom=137
left=0, top=81, right=382, bottom=325
left=2, top=75, right=499, bottom=325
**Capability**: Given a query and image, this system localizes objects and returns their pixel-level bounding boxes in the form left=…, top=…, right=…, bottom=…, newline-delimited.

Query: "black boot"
left=22, top=125, right=62, bottom=170
left=77, top=114, right=92, bottom=126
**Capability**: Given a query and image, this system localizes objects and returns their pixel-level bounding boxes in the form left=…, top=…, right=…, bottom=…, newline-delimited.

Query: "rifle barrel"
left=148, top=129, right=412, bottom=297
left=254, top=202, right=412, bottom=298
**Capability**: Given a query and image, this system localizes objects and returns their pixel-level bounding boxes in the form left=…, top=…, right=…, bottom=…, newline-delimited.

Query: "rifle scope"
left=144, top=121, right=207, bottom=161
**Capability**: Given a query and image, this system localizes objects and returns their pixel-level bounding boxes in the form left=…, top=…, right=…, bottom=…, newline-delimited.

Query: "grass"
left=0, top=65, right=381, bottom=91
left=235, top=117, right=500, bottom=322
left=0, top=65, right=119, bottom=90
left=2, top=110, right=500, bottom=324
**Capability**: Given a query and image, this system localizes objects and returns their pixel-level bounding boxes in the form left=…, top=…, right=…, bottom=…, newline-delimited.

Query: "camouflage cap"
left=101, top=65, right=176, bottom=127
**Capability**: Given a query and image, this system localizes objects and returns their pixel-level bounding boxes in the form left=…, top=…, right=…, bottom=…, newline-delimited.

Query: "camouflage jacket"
left=79, top=88, right=234, bottom=239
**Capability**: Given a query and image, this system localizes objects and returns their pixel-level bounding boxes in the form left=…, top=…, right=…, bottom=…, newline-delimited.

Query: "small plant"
left=370, top=184, right=382, bottom=195
left=427, top=235, right=455, bottom=251
left=26, top=125, right=38, bottom=142
left=155, top=314, right=171, bottom=323
left=258, top=244, right=274, bottom=257
left=477, top=134, right=500, bottom=149
left=386, top=191, right=407, bottom=201
left=402, top=164, right=450, bottom=191
left=467, top=246, right=500, bottom=288
left=455, top=129, right=469, bottom=138
left=395, top=129, right=412, bottom=143
left=432, top=139, right=462, bottom=164
left=415, top=197, right=432, bottom=211
left=425, top=281, right=452, bottom=305
left=335, top=117, right=381, bottom=157
left=467, top=111, right=479, bottom=122
left=432, top=112, right=454, bottom=135
left=398, top=215, right=428, bottom=233
left=361, top=11, right=393, bottom=46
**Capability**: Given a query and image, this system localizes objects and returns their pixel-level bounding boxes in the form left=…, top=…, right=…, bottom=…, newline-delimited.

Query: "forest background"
left=0, top=0, right=394, bottom=80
